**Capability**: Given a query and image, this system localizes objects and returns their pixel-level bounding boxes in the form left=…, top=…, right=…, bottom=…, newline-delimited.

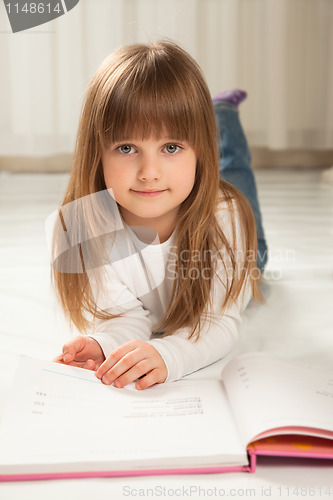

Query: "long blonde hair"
left=52, top=40, right=262, bottom=338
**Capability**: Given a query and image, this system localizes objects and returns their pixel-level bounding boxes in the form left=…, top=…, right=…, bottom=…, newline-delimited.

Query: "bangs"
left=96, top=43, right=212, bottom=152
left=103, top=89, right=195, bottom=145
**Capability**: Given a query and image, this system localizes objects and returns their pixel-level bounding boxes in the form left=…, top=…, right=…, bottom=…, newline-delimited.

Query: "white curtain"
left=0, top=0, right=332, bottom=157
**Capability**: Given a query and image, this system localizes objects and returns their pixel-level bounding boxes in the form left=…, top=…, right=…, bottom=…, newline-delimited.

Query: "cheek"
left=103, top=163, right=127, bottom=190
left=181, top=157, right=196, bottom=189
left=103, top=172, right=116, bottom=191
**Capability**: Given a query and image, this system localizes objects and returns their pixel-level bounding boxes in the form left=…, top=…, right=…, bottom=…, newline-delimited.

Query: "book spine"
left=0, top=465, right=253, bottom=482
left=247, top=449, right=257, bottom=473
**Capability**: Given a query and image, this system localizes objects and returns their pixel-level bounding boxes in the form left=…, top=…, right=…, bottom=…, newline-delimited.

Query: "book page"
left=0, top=356, right=247, bottom=474
left=222, top=352, right=333, bottom=446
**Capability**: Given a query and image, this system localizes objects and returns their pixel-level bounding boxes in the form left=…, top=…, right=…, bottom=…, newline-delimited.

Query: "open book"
left=0, top=352, right=332, bottom=481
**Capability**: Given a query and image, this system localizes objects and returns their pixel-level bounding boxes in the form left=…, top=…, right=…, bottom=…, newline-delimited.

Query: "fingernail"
left=102, top=376, right=110, bottom=385
left=63, top=354, right=71, bottom=363
left=113, top=380, right=121, bottom=388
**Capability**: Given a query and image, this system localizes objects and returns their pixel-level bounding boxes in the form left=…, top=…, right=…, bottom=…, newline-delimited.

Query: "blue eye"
left=118, top=145, right=135, bottom=154
left=164, top=144, right=181, bottom=154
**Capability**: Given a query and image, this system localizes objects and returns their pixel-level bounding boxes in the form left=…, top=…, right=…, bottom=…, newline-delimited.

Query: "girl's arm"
left=87, top=265, right=168, bottom=389
left=90, top=301, right=152, bottom=353
left=89, top=302, right=170, bottom=389
left=90, top=277, right=250, bottom=386
left=146, top=281, right=251, bottom=383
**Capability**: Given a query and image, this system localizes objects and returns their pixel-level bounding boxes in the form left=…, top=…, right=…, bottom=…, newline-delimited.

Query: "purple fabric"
left=212, top=89, right=247, bottom=106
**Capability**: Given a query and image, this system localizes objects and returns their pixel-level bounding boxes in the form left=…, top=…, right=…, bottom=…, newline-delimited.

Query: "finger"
left=112, top=360, right=150, bottom=388
left=62, top=336, right=86, bottom=363
left=53, top=354, right=65, bottom=364
left=53, top=354, right=95, bottom=369
left=82, top=359, right=97, bottom=371
left=135, top=369, right=161, bottom=390
left=61, top=360, right=88, bottom=368
left=96, top=342, right=139, bottom=380
left=99, top=350, right=146, bottom=385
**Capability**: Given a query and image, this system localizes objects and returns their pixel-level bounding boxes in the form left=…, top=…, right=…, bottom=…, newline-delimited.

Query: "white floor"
left=0, top=167, right=332, bottom=499
left=239, top=168, right=333, bottom=370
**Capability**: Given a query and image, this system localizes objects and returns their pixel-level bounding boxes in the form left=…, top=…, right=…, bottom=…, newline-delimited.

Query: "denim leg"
left=214, top=100, right=268, bottom=272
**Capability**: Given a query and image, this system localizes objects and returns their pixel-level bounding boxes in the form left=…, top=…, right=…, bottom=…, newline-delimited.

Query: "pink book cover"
left=247, top=434, right=333, bottom=471
left=3, top=435, right=333, bottom=481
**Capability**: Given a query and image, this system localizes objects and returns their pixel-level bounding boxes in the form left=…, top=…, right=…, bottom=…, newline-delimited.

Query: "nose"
left=137, top=153, right=162, bottom=182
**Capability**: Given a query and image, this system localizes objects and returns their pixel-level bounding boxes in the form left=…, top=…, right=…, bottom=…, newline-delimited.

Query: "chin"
left=135, top=211, right=165, bottom=220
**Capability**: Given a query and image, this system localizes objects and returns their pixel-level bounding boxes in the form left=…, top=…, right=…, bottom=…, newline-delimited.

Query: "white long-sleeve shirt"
left=88, top=201, right=251, bottom=382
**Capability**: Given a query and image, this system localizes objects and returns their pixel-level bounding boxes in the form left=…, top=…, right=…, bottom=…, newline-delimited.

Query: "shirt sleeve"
left=146, top=279, right=251, bottom=383
left=87, top=264, right=153, bottom=358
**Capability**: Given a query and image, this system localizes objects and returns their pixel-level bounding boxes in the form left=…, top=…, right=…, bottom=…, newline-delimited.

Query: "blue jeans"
left=214, top=101, right=268, bottom=272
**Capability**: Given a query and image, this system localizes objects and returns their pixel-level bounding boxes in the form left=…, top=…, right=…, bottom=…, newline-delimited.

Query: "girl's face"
left=102, top=136, right=196, bottom=243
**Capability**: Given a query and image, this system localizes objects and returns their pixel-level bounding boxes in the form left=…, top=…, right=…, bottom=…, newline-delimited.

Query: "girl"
left=53, top=40, right=264, bottom=390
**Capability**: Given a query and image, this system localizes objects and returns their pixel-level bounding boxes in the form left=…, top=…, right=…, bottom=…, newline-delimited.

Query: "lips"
left=131, top=189, right=167, bottom=197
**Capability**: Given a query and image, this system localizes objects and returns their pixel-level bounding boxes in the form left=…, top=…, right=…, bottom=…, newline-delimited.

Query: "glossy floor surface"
left=0, top=167, right=332, bottom=498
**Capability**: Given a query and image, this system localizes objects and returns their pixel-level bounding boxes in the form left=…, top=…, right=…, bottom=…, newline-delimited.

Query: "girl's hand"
left=53, top=335, right=106, bottom=371
left=95, top=339, right=167, bottom=390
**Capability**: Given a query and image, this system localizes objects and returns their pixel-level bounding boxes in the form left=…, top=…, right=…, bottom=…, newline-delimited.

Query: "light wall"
left=0, top=0, right=332, bottom=168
